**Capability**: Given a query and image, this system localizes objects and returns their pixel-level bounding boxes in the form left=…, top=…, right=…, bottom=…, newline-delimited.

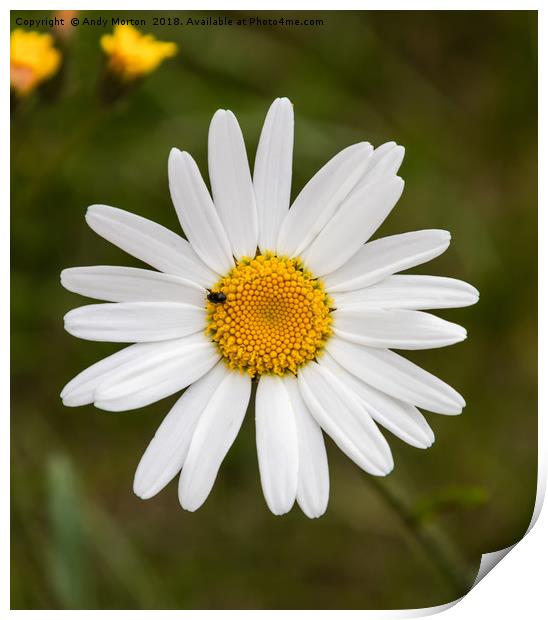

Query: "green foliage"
left=412, top=486, right=490, bottom=525
left=46, top=455, right=92, bottom=609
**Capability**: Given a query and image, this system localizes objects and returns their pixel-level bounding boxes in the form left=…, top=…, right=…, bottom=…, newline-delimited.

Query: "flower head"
left=10, top=29, right=61, bottom=97
left=100, top=25, right=177, bottom=81
left=53, top=11, right=79, bottom=42
left=61, top=98, right=479, bottom=518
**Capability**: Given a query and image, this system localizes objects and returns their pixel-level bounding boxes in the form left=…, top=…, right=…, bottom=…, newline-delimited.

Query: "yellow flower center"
left=206, top=254, right=333, bottom=377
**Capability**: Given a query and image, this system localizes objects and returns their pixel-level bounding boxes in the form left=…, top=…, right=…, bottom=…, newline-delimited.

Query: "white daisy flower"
left=61, top=97, right=479, bottom=518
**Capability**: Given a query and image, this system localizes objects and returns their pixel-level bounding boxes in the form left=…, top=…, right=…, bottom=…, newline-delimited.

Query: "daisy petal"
left=168, top=149, right=234, bottom=274
left=361, top=141, right=396, bottom=168
left=326, top=337, right=465, bottom=415
left=284, top=376, right=329, bottom=519
left=321, top=353, right=434, bottom=449
left=254, top=97, right=294, bottom=253
left=85, top=205, right=217, bottom=287
left=332, top=308, right=467, bottom=350
left=277, top=142, right=373, bottom=256
left=208, top=110, right=258, bottom=258
left=302, top=176, right=405, bottom=276
left=332, top=275, right=480, bottom=310
left=298, top=362, right=394, bottom=476
left=178, top=368, right=251, bottom=511
left=94, top=333, right=219, bottom=412
left=61, top=266, right=206, bottom=306
left=355, top=143, right=405, bottom=190
left=64, top=302, right=206, bottom=343
left=256, top=375, right=298, bottom=515
left=60, top=342, right=159, bottom=407
left=133, top=362, right=227, bottom=500
left=324, top=230, right=451, bottom=293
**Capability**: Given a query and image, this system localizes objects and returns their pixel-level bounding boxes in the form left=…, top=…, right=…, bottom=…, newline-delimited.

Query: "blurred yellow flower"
left=53, top=10, right=79, bottom=42
left=101, top=25, right=177, bottom=81
left=10, top=29, right=61, bottom=97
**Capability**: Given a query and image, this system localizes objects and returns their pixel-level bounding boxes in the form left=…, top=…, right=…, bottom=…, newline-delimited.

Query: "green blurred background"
left=11, top=10, right=537, bottom=610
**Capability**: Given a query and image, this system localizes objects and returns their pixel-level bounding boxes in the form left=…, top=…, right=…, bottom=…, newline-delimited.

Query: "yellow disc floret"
left=206, top=254, right=333, bottom=377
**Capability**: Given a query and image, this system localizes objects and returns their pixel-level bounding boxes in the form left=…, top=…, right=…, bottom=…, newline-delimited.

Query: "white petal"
left=333, top=275, right=480, bottom=310
left=208, top=110, right=258, bottom=258
left=302, top=176, right=404, bottom=276
left=179, top=369, right=251, bottom=511
left=354, top=142, right=405, bottom=190
left=284, top=376, right=329, bottom=519
left=298, top=362, right=393, bottom=476
left=61, top=266, right=207, bottom=306
left=321, top=353, right=434, bottom=449
left=85, top=205, right=217, bottom=287
left=64, top=302, right=206, bottom=343
left=255, top=375, right=298, bottom=515
left=168, top=149, right=234, bottom=274
left=253, top=97, right=294, bottom=252
left=94, top=333, right=219, bottom=412
left=326, top=337, right=464, bottom=415
left=60, top=342, right=159, bottom=407
left=277, top=142, right=373, bottom=256
left=324, top=230, right=451, bottom=293
left=133, top=362, right=227, bottom=499
left=332, top=308, right=467, bottom=350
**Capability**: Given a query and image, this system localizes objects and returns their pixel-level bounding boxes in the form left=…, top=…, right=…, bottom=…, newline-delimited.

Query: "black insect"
left=207, top=291, right=227, bottom=304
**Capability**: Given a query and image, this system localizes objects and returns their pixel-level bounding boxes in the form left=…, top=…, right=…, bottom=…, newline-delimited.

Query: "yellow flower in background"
left=10, top=29, right=61, bottom=97
left=101, top=25, right=177, bottom=81
left=53, top=10, right=80, bottom=42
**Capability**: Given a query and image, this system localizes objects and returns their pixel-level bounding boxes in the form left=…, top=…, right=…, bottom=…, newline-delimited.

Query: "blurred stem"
left=47, top=454, right=94, bottom=608
left=367, top=476, right=472, bottom=598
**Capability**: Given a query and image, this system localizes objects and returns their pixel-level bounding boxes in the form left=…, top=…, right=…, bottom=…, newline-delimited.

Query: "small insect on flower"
left=207, top=291, right=227, bottom=304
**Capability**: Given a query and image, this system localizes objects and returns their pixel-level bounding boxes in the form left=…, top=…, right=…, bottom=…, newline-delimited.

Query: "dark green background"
left=11, top=10, right=537, bottom=610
